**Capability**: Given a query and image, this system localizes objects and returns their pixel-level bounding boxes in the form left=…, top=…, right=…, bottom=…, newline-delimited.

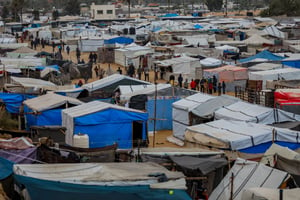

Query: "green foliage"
left=0, top=109, right=18, bottom=130
left=52, top=10, right=59, bottom=20
left=63, top=0, right=80, bottom=15
left=205, top=0, right=223, bottom=12
left=1, top=5, right=9, bottom=19
left=261, top=0, right=300, bottom=16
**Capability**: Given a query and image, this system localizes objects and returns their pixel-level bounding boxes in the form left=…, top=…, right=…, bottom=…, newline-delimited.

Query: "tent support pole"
left=152, top=82, right=157, bottom=148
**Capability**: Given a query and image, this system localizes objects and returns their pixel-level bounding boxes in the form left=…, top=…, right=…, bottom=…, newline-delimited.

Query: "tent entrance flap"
left=132, top=121, right=146, bottom=147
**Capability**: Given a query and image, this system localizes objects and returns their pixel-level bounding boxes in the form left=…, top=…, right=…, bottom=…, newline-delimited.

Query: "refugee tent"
left=6, top=76, right=57, bottom=94
left=172, top=93, right=215, bottom=139
left=104, top=36, right=134, bottom=45
left=156, top=55, right=201, bottom=80
left=263, top=25, right=286, bottom=39
left=214, top=101, right=300, bottom=124
left=180, top=36, right=209, bottom=47
left=242, top=188, right=300, bottom=200
left=215, top=45, right=239, bottom=56
left=78, top=38, right=104, bottom=52
left=282, top=57, right=300, bottom=68
left=243, top=34, right=274, bottom=46
left=203, top=65, right=248, bottom=91
left=275, top=154, right=300, bottom=186
left=274, top=89, right=300, bottom=114
left=239, top=50, right=284, bottom=63
left=191, top=95, right=240, bottom=120
left=209, top=158, right=289, bottom=200
left=248, top=67, right=300, bottom=89
left=13, top=162, right=190, bottom=200
left=248, top=62, right=282, bottom=71
left=54, top=87, right=85, bottom=98
left=200, top=57, right=222, bottom=68
left=185, top=119, right=300, bottom=154
left=0, top=57, right=46, bottom=67
left=0, top=92, right=35, bottom=114
left=82, top=74, right=151, bottom=98
left=62, top=101, right=148, bottom=149
left=23, top=93, right=82, bottom=129
left=117, top=84, right=196, bottom=131
left=6, top=46, right=37, bottom=58
left=114, top=45, right=153, bottom=67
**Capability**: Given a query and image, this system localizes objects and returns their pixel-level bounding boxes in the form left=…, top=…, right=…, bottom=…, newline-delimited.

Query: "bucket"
left=73, top=133, right=89, bottom=148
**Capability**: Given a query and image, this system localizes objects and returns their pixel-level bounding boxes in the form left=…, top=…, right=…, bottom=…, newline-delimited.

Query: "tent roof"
left=242, top=188, right=300, bottom=200
left=191, top=95, right=240, bottom=119
left=23, top=93, right=83, bottom=112
left=11, top=46, right=37, bottom=54
left=10, top=76, right=56, bottom=87
left=173, top=92, right=215, bottom=111
left=140, top=147, right=223, bottom=156
left=209, top=158, right=288, bottom=200
left=243, top=34, right=274, bottom=45
left=263, top=25, right=285, bottom=39
left=13, top=162, right=185, bottom=184
left=204, top=65, right=246, bottom=73
left=249, top=67, right=300, bottom=76
left=185, top=119, right=300, bottom=150
left=157, top=56, right=199, bottom=67
left=214, top=101, right=300, bottom=124
left=63, top=100, right=145, bottom=118
left=248, top=63, right=282, bottom=71
left=82, top=74, right=151, bottom=92
left=239, top=50, right=284, bottom=63
left=200, top=57, right=222, bottom=67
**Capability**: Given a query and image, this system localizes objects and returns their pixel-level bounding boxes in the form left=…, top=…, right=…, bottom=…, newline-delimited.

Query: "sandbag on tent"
left=209, top=158, right=289, bottom=200
left=214, top=101, right=300, bottom=124
left=241, top=188, right=300, bottom=200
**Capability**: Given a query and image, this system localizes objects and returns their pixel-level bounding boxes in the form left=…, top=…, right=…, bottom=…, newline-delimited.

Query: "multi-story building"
left=90, top=3, right=115, bottom=20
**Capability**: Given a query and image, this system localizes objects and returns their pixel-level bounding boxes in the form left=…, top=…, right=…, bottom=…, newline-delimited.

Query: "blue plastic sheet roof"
left=239, top=50, right=285, bottom=63
left=104, top=37, right=134, bottom=44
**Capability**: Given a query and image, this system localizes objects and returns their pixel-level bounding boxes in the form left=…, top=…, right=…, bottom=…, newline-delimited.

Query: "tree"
left=205, top=0, right=223, bottom=12
left=260, top=0, right=300, bottom=16
left=63, top=0, right=80, bottom=15
left=11, top=0, right=26, bottom=22
left=1, top=5, right=9, bottom=20
left=52, top=9, right=59, bottom=20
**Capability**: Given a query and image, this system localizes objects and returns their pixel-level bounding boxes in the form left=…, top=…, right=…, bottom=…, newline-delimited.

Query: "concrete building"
left=90, top=3, right=115, bottom=20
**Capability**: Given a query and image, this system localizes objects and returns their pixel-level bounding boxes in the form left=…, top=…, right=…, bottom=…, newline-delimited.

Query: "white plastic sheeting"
left=185, top=119, right=300, bottom=150
left=214, top=101, right=300, bottom=124
left=242, top=188, right=300, bottom=200
left=172, top=93, right=215, bottom=139
left=248, top=67, right=300, bottom=89
left=209, top=158, right=289, bottom=200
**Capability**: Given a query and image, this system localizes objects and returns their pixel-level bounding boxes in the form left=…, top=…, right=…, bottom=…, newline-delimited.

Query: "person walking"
left=94, top=66, right=99, bottom=78
left=137, top=66, right=142, bottom=80
left=93, top=52, right=98, bottom=63
left=144, top=66, right=149, bottom=81
left=213, top=75, right=217, bottom=93
left=218, top=82, right=222, bottom=96
left=76, top=47, right=81, bottom=63
left=117, top=67, right=122, bottom=74
left=66, top=46, right=70, bottom=56
left=177, top=74, right=183, bottom=88
left=222, top=81, right=226, bottom=94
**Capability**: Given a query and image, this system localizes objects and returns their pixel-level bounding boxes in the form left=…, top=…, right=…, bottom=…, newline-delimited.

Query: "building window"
left=107, top=10, right=113, bottom=14
left=97, top=10, right=103, bottom=14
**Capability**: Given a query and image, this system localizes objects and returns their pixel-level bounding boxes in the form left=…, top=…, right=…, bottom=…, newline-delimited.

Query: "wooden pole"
left=230, top=172, right=234, bottom=200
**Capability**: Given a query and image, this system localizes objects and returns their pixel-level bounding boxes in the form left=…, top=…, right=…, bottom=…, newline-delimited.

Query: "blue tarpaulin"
left=282, top=60, right=300, bottom=69
left=73, top=108, right=148, bottom=149
left=0, top=93, right=35, bottom=114
left=239, top=141, right=300, bottom=154
left=147, top=98, right=180, bottom=131
left=0, top=157, right=14, bottom=180
left=194, top=24, right=203, bottom=29
left=160, top=13, right=179, bottom=18
left=14, top=175, right=191, bottom=200
left=25, top=107, right=62, bottom=129
left=35, top=65, right=60, bottom=71
left=239, top=50, right=285, bottom=63
left=104, top=37, right=134, bottom=45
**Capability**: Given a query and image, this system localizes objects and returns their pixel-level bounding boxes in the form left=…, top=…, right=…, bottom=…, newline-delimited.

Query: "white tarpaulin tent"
left=242, top=188, right=300, bottom=200
left=209, top=158, right=289, bottom=200
left=215, top=45, right=239, bottom=56
left=248, top=67, right=300, bottom=89
left=156, top=55, right=201, bottom=79
left=0, top=57, right=46, bottom=67
left=172, top=93, right=215, bottom=139
left=243, top=34, right=274, bottom=45
left=78, top=38, right=104, bottom=52
left=200, top=57, right=222, bottom=68
left=214, top=101, right=300, bottom=124
left=114, top=45, right=153, bottom=67
left=185, top=119, right=300, bottom=150
left=263, top=25, right=285, bottom=39
left=248, top=63, right=282, bottom=71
